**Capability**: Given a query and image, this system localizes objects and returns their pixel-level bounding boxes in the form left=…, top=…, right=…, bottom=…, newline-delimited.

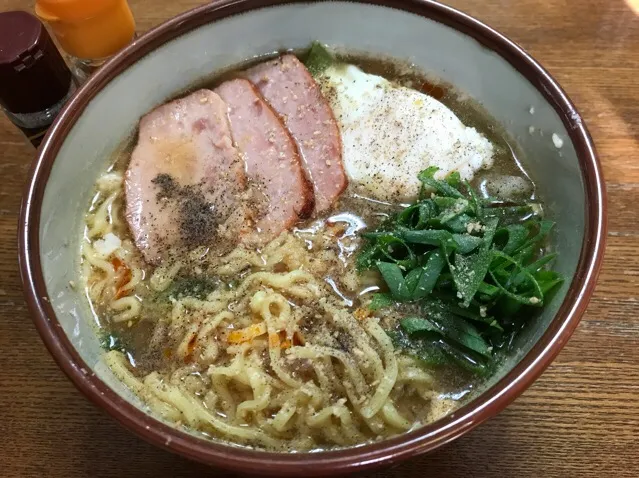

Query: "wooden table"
left=1, top=1, right=637, bottom=476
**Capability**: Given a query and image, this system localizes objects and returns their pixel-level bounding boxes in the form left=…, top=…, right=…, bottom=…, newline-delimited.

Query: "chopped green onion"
left=359, top=167, right=564, bottom=375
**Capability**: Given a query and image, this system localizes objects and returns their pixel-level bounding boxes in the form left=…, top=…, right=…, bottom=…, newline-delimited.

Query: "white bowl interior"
left=39, top=1, right=584, bottom=432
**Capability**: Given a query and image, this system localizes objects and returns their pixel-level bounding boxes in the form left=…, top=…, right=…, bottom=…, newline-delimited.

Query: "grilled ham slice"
left=216, top=78, right=314, bottom=239
left=124, top=89, right=248, bottom=264
left=246, top=54, right=347, bottom=214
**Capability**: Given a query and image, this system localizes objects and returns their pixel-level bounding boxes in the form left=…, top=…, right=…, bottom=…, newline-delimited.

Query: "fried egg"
left=320, top=65, right=494, bottom=202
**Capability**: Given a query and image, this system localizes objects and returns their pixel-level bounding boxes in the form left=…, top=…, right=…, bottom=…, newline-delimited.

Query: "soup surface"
left=81, top=44, right=560, bottom=451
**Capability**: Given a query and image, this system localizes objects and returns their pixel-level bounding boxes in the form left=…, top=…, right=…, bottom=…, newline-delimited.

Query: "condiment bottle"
left=0, top=11, right=76, bottom=147
left=35, top=0, right=136, bottom=81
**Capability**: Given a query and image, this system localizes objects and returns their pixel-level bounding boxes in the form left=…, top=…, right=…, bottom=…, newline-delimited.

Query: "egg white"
left=320, top=65, right=494, bottom=202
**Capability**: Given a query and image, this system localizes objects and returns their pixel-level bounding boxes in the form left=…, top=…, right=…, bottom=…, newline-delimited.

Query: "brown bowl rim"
left=18, top=0, right=607, bottom=475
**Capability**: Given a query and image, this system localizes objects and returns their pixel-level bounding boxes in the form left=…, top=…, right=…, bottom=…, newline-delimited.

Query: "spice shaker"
left=35, top=0, right=136, bottom=82
left=0, top=11, right=76, bottom=147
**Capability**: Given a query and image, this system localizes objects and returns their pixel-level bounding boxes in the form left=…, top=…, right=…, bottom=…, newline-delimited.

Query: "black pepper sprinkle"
left=179, top=187, right=217, bottom=246
left=152, top=173, right=178, bottom=200
left=151, top=173, right=218, bottom=247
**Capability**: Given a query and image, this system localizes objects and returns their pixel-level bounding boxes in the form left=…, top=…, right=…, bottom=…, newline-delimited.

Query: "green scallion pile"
left=357, top=167, right=564, bottom=375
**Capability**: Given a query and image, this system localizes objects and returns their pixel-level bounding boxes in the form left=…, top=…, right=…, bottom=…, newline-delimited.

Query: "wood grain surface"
left=1, top=1, right=637, bottom=476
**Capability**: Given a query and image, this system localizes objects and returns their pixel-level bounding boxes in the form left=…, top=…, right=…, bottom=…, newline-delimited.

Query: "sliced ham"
left=215, top=78, right=314, bottom=239
left=246, top=54, right=347, bottom=214
left=125, top=89, right=248, bottom=264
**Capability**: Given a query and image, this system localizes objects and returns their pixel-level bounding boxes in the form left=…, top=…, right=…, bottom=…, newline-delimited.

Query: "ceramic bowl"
left=19, top=0, right=606, bottom=475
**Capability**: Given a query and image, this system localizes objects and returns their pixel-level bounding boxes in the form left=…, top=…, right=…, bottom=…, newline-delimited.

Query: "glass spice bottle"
left=0, top=11, right=76, bottom=147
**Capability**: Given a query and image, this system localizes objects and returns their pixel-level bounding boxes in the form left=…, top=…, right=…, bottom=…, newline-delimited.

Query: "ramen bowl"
left=19, top=0, right=606, bottom=475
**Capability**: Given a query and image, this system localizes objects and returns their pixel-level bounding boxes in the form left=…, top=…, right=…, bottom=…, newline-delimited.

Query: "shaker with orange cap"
left=35, top=0, right=136, bottom=80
